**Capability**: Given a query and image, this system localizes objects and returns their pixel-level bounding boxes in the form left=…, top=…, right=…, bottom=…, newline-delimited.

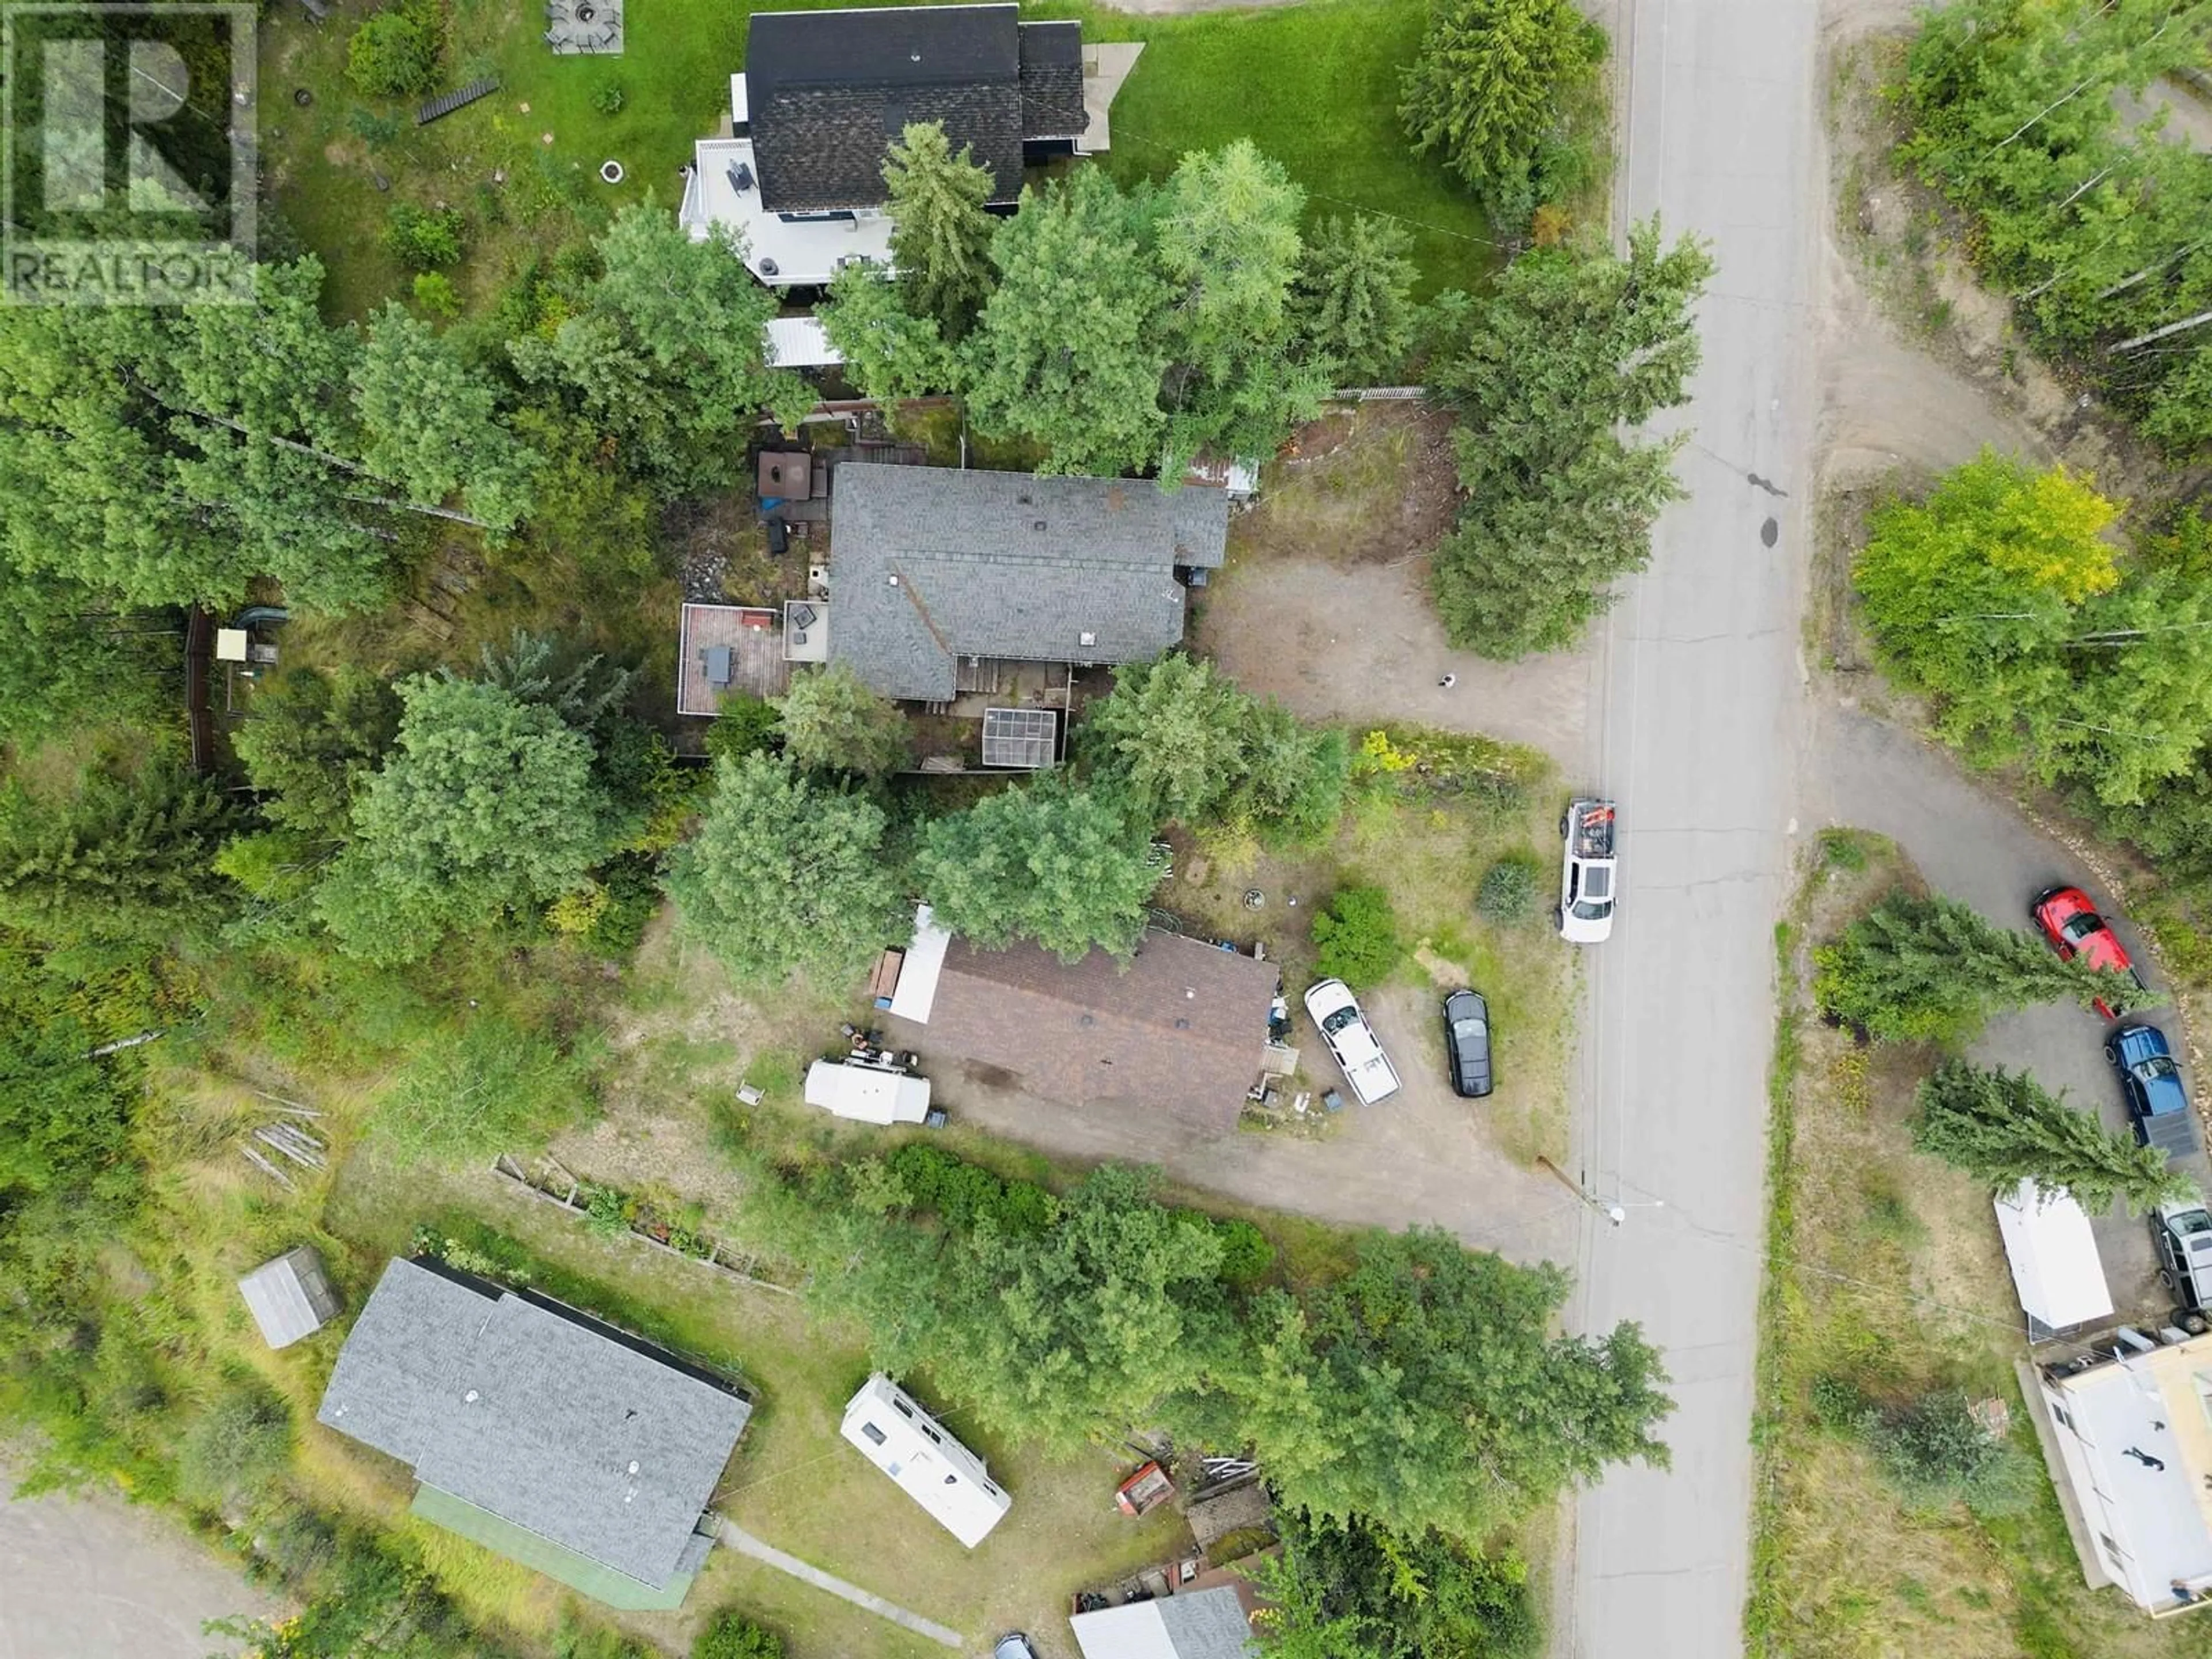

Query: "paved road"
left=0, top=1469, right=271, bottom=1659
left=1563, top=2, right=1823, bottom=1654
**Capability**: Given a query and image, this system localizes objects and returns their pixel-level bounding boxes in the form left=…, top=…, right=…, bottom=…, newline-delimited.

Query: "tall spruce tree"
left=884, top=120, right=999, bottom=340
left=1914, top=1060, right=2189, bottom=1214
left=1813, top=891, right=2157, bottom=1043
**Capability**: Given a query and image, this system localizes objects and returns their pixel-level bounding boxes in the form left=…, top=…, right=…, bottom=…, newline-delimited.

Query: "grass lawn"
left=260, top=0, right=1496, bottom=321
left=316, top=1150, right=1191, bottom=1657
left=1746, top=835, right=2212, bottom=1659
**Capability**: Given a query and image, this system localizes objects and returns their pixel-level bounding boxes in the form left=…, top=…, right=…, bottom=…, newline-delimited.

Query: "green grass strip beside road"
left=1744, top=913, right=1805, bottom=1653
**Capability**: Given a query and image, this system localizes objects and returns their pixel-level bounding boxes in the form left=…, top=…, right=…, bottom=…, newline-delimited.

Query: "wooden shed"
left=237, top=1245, right=343, bottom=1349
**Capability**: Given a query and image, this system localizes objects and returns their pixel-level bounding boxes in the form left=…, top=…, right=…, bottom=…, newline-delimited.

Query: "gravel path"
left=715, top=1519, right=962, bottom=1649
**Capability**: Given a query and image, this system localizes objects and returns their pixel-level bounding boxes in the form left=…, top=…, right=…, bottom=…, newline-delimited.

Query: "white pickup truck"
left=1558, top=798, right=1618, bottom=944
left=1303, top=978, right=1402, bottom=1105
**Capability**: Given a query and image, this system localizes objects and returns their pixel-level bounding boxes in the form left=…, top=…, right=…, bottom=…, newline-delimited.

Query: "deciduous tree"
left=354, top=303, right=537, bottom=532
left=884, top=121, right=999, bottom=339
left=1233, top=1228, right=1671, bottom=1537
left=964, top=169, right=1172, bottom=475
left=775, top=662, right=911, bottom=779
left=509, top=209, right=811, bottom=493
left=663, top=752, right=900, bottom=986
left=817, top=263, right=957, bottom=403
left=915, top=776, right=1162, bottom=961
left=1913, top=1059, right=2188, bottom=1214
left=1080, top=655, right=1248, bottom=824
left=315, top=677, right=613, bottom=962
left=1156, top=141, right=1329, bottom=474
left=1854, top=452, right=2118, bottom=765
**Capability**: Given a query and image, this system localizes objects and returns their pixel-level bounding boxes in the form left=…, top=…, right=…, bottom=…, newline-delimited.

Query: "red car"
left=2032, top=885, right=2144, bottom=1017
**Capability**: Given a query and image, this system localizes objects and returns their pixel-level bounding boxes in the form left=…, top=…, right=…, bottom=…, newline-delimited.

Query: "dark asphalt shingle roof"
left=920, top=931, right=1277, bottom=1133
left=746, top=6, right=1086, bottom=213
left=827, top=464, right=1231, bottom=702
left=316, top=1259, right=750, bottom=1594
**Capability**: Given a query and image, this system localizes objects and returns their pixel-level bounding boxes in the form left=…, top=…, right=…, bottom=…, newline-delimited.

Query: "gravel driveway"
left=1813, top=702, right=2179, bottom=1317
left=0, top=1470, right=272, bottom=1659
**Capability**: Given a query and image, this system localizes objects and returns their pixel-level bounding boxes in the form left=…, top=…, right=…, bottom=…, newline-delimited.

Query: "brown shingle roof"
left=921, top=931, right=1277, bottom=1132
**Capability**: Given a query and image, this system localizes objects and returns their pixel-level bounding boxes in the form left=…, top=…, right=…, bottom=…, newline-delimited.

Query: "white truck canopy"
left=1994, top=1179, right=2112, bottom=1337
left=805, top=1059, right=931, bottom=1126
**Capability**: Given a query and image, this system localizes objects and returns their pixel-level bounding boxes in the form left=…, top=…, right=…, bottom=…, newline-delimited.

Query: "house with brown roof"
left=882, top=907, right=1281, bottom=1134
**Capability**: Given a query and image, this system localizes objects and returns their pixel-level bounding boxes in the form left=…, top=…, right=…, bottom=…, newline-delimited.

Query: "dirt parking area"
left=1197, top=404, right=1597, bottom=778
left=907, top=994, right=1580, bottom=1266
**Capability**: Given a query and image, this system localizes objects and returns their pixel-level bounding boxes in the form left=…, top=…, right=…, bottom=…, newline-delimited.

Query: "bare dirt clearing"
left=1199, top=404, right=1596, bottom=775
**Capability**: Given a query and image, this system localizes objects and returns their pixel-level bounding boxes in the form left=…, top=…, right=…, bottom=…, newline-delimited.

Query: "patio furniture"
left=702, top=645, right=734, bottom=686
left=789, top=601, right=817, bottom=630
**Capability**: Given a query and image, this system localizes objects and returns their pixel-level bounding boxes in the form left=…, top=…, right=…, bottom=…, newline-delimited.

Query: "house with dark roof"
left=680, top=4, right=1142, bottom=287
left=887, top=911, right=1282, bottom=1135
left=824, top=463, right=1230, bottom=705
left=315, top=1258, right=751, bottom=1611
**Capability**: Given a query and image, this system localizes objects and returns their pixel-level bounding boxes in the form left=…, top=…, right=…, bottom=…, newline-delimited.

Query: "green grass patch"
left=263, top=0, right=1499, bottom=321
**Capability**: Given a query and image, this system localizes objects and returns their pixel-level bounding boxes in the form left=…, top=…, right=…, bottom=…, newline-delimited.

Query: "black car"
left=1443, top=989, right=1494, bottom=1099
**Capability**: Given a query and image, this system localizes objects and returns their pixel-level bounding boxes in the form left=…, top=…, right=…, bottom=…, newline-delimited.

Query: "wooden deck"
left=677, top=604, right=789, bottom=716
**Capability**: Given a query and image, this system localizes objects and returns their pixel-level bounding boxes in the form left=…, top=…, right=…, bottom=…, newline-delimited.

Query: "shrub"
left=1211, top=1218, right=1277, bottom=1288
left=583, top=1182, right=630, bottom=1239
left=411, top=270, right=460, bottom=319
left=704, top=695, right=781, bottom=763
left=887, top=1144, right=1058, bottom=1234
left=1862, top=1389, right=2033, bottom=1517
left=346, top=9, right=438, bottom=100
left=1476, top=852, right=1541, bottom=923
left=178, top=1382, right=293, bottom=1504
left=1311, top=884, right=1403, bottom=988
left=546, top=881, right=609, bottom=937
left=593, top=81, right=627, bottom=116
left=695, top=1609, right=785, bottom=1659
left=383, top=203, right=465, bottom=271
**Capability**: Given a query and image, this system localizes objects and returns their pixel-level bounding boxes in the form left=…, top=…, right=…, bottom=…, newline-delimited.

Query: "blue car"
left=2107, top=1023, right=2204, bottom=1165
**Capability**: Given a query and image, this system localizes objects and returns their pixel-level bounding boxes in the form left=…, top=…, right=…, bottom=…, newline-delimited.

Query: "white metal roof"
left=2046, top=1338, right=2212, bottom=1608
left=804, top=1059, right=930, bottom=1125
left=763, top=315, right=846, bottom=369
left=729, top=71, right=748, bottom=126
left=839, top=1374, right=1009, bottom=1547
left=1994, top=1180, right=2112, bottom=1334
left=236, top=1246, right=340, bottom=1349
left=888, top=904, right=951, bottom=1022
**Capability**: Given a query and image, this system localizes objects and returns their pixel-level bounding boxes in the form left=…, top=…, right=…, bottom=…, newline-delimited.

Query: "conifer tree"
left=1914, top=1060, right=2189, bottom=1214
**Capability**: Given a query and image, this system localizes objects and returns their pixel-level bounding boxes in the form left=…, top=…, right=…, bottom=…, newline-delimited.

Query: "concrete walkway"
left=713, top=1520, right=962, bottom=1649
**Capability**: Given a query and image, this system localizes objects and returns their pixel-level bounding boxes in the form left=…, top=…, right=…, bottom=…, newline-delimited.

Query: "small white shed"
left=1994, top=1180, right=2113, bottom=1338
left=805, top=1059, right=931, bottom=1126
left=237, top=1245, right=343, bottom=1349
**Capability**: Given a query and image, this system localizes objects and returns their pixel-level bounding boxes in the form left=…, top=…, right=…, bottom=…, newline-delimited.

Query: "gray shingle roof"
left=828, top=464, right=1231, bottom=702
left=746, top=6, right=1085, bottom=214
left=315, top=1259, right=751, bottom=1594
left=1156, top=1587, right=1259, bottom=1659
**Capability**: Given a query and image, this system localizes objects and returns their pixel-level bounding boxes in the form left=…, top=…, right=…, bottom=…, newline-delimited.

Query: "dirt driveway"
left=0, top=1469, right=272, bottom=1659
left=899, top=979, right=1582, bottom=1267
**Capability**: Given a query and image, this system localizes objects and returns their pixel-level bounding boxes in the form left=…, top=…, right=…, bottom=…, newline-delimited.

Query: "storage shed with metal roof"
left=236, top=1245, right=342, bottom=1350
